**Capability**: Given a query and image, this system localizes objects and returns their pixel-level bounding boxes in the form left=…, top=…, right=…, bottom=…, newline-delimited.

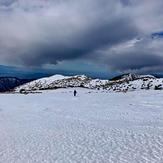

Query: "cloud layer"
left=0, top=0, right=163, bottom=73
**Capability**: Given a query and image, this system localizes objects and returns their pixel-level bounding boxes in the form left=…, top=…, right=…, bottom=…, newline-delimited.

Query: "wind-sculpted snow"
left=16, top=73, right=163, bottom=92
left=0, top=89, right=163, bottom=162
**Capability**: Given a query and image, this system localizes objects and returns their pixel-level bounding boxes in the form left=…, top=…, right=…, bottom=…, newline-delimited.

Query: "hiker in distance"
left=73, top=90, right=77, bottom=97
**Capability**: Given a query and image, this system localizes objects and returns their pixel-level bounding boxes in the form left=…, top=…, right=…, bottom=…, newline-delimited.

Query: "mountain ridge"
left=15, top=73, right=163, bottom=92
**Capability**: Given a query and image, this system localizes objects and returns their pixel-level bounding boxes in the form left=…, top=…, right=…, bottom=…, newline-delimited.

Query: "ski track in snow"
left=0, top=89, right=163, bottom=162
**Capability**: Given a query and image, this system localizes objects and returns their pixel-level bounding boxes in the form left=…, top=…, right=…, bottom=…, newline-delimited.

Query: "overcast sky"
left=0, top=0, right=163, bottom=77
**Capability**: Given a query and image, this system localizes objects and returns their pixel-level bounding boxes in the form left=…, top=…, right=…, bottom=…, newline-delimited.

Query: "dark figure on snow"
left=74, top=90, right=77, bottom=96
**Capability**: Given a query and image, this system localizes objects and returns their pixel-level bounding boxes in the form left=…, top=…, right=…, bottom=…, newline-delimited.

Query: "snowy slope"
left=15, top=74, right=108, bottom=91
left=15, top=73, right=163, bottom=92
left=105, top=77, right=163, bottom=92
left=0, top=88, right=163, bottom=162
left=24, top=74, right=70, bottom=86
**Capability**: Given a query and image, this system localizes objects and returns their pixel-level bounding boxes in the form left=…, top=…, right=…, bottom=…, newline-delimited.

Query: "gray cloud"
left=91, top=37, right=163, bottom=73
left=0, top=0, right=163, bottom=73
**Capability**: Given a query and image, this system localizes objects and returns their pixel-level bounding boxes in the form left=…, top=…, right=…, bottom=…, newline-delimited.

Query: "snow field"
left=0, top=88, right=163, bottom=162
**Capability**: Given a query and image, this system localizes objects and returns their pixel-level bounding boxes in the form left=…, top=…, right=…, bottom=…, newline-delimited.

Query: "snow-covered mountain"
left=105, top=74, right=163, bottom=92
left=110, top=73, right=155, bottom=81
left=15, top=74, right=108, bottom=92
left=15, top=73, right=163, bottom=92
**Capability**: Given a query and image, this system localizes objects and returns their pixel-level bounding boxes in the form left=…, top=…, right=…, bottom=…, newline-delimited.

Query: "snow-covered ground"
left=0, top=88, right=163, bottom=163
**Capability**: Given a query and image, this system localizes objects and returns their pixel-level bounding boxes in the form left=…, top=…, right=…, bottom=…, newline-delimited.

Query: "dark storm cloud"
left=107, top=52, right=163, bottom=71
left=0, top=0, right=163, bottom=73
left=21, top=16, right=138, bottom=66
left=92, top=36, right=163, bottom=73
left=0, top=0, right=138, bottom=65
